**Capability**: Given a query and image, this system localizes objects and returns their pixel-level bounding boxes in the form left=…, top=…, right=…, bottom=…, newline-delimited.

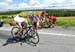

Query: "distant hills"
left=0, top=9, right=75, bottom=16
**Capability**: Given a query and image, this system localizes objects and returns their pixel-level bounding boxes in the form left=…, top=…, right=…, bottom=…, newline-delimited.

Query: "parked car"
left=0, top=19, right=4, bottom=27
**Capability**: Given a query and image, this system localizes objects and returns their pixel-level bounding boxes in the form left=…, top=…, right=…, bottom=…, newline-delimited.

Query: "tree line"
left=46, top=9, right=75, bottom=17
left=0, top=11, right=21, bottom=15
left=1, top=9, right=75, bottom=17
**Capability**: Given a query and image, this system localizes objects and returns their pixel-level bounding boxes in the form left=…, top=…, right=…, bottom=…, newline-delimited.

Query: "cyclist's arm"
left=18, top=23, right=22, bottom=33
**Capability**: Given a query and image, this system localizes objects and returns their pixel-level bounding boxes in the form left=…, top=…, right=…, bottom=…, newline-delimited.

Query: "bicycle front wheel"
left=28, top=30, right=39, bottom=44
left=11, top=27, right=19, bottom=38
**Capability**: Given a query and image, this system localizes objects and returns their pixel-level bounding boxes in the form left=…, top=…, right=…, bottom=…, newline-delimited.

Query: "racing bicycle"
left=11, top=25, right=39, bottom=44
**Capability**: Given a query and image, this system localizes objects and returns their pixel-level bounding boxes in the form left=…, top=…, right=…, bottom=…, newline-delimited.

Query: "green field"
left=0, top=11, right=75, bottom=26
left=56, top=17, right=75, bottom=26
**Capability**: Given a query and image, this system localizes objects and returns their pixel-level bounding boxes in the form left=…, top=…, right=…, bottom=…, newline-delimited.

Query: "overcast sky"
left=0, top=0, right=75, bottom=11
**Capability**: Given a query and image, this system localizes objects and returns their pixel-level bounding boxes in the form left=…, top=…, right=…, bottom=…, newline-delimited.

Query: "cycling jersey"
left=40, top=11, right=45, bottom=18
left=49, top=16, right=56, bottom=22
left=14, top=15, right=28, bottom=24
left=32, top=15, right=38, bottom=23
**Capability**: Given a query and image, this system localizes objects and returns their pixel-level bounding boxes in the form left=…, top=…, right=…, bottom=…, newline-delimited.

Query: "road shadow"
left=0, top=32, right=11, bottom=39
left=2, top=36, right=36, bottom=46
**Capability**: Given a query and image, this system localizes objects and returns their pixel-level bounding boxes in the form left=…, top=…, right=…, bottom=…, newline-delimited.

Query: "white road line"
left=38, top=32, right=75, bottom=37
left=0, top=28, right=75, bottom=37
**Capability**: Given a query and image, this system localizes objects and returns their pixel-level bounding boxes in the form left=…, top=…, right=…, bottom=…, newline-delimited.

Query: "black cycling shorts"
left=33, top=22, right=37, bottom=27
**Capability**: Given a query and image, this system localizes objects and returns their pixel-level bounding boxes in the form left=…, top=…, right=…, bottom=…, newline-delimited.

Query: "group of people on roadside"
left=9, top=11, right=57, bottom=38
left=39, top=11, right=57, bottom=28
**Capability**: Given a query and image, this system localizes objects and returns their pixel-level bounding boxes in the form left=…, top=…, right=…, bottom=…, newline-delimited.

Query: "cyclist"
left=9, top=15, right=28, bottom=37
left=48, top=16, right=57, bottom=28
left=28, top=12, right=38, bottom=33
left=39, top=11, right=46, bottom=28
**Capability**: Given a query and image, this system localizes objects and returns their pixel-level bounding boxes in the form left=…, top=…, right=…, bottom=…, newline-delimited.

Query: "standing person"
left=9, top=15, right=28, bottom=37
left=39, top=11, right=46, bottom=28
left=48, top=16, right=57, bottom=28
left=28, top=12, right=38, bottom=32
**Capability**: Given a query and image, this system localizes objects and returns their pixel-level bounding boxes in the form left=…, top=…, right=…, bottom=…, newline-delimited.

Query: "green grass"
left=0, top=11, right=75, bottom=26
left=2, top=18, right=11, bottom=24
left=55, top=17, right=75, bottom=26
left=1, top=17, right=75, bottom=26
left=55, top=20, right=75, bottom=26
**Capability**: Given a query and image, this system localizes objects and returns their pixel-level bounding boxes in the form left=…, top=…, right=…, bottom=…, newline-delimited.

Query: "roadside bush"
left=2, top=16, right=7, bottom=19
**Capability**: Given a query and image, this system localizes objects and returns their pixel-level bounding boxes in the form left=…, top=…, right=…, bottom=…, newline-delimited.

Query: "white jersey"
left=14, top=15, right=28, bottom=23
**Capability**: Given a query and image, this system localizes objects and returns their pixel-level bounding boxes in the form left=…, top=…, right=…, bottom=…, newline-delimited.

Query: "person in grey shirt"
left=28, top=13, right=38, bottom=32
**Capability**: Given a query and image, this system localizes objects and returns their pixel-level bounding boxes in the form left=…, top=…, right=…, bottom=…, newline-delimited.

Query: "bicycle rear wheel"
left=11, top=27, right=19, bottom=38
left=28, top=30, right=39, bottom=44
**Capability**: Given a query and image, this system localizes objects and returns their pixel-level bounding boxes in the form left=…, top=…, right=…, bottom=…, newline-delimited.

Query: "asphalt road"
left=0, top=24, right=75, bottom=52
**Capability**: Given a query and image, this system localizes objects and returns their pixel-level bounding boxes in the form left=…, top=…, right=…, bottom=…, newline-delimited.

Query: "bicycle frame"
left=23, top=26, right=33, bottom=36
left=11, top=25, right=39, bottom=44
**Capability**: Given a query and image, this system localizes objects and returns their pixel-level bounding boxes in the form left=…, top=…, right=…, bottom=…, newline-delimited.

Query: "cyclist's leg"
left=22, top=21, right=27, bottom=28
left=38, top=18, right=42, bottom=28
left=33, top=22, right=37, bottom=32
left=51, top=21, right=56, bottom=28
left=40, top=17, right=44, bottom=27
left=42, top=17, right=46, bottom=27
left=15, top=23, right=23, bottom=37
left=48, top=20, right=52, bottom=28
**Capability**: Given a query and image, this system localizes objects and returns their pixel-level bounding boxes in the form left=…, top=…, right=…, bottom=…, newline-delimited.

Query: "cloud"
left=5, top=0, right=13, bottom=3
left=0, top=2, right=9, bottom=11
left=44, top=0, right=65, bottom=3
left=0, top=0, right=13, bottom=11
left=18, top=3, right=31, bottom=9
left=0, top=0, right=75, bottom=11
left=29, top=0, right=40, bottom=5
left=7, top=3, right=31, bottom=10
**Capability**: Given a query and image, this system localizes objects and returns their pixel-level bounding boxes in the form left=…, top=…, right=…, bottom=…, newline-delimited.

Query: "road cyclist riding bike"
left=39, top=11, right=46, bottom=28
left=9, top=15, right=28, bottom=38
left=28, top=11, right=38, bottom=33
left=10, top=14, right=39, bottom=44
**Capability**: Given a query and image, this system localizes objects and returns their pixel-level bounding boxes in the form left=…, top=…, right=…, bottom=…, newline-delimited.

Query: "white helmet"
left=28, top=11, right=33, bottom=17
